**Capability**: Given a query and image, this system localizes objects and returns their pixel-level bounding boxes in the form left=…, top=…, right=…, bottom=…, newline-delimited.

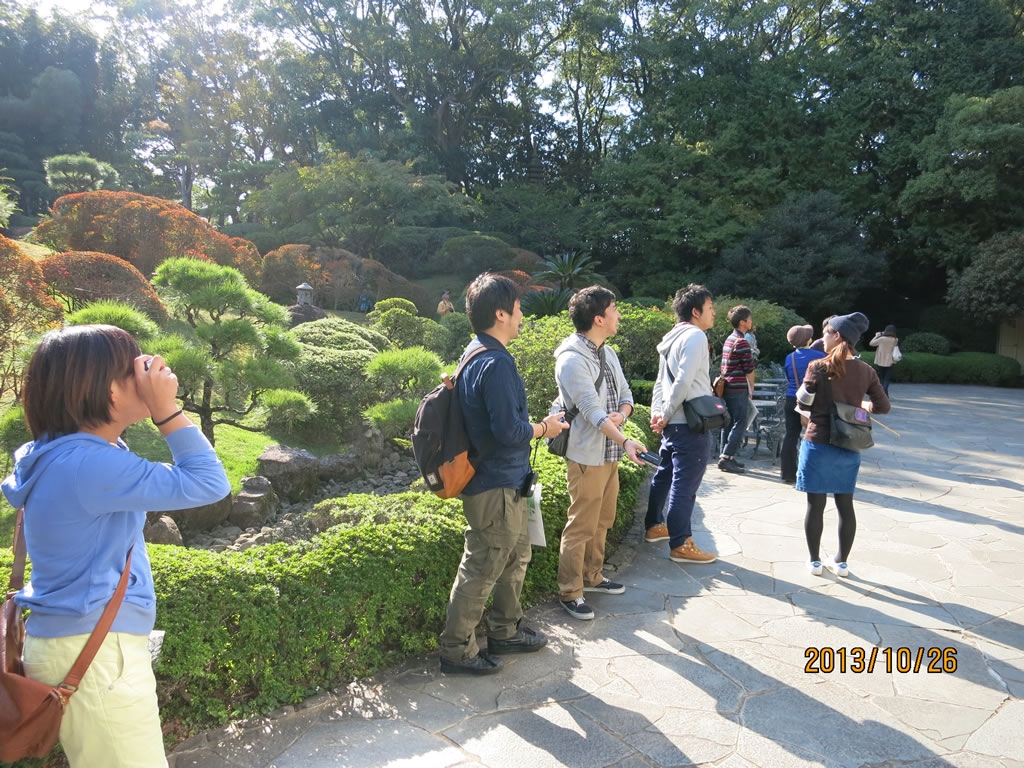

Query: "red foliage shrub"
left=0, top=235, right=63, bottom=400
left=40, top=251, right=169, bottom=325
left=261, top=244, right=428, bottom=311
left=34, top=191, right=258, bottom=277
left=492, top=269, right=546, bottom=296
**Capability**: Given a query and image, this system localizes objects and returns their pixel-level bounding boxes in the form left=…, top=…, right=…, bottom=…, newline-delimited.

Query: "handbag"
left=547, top=346, right=606, bottom=457
left=683, top=395, right=731, bottom=434
left=824, top=372, right=874, bottom=452
left=892, top=344, right=902, bottom=363
left=711, top=375, right=726, bottom=398
left=0, top=509, right=133, bottom=762
left=661, top=349, right=731, bottom=435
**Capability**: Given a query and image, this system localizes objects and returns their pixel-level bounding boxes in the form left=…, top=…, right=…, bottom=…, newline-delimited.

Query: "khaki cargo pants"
left=439, top=487, right=531, bottom=662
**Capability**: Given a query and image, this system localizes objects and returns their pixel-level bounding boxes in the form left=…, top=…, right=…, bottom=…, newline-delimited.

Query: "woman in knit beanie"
left=794, top=312, right=891, bottom=578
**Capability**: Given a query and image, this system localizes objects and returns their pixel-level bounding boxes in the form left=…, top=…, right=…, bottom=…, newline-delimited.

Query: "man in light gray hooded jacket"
left=553, top=286, right=646, bottom=621
left=644, top=284, right=718, bottom=564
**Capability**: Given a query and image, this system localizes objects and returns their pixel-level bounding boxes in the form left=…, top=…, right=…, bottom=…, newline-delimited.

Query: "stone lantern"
left=295, top=282, right=314, bottom=306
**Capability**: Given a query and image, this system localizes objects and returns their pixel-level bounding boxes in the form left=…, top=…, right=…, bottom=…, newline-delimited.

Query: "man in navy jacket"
left=438, top=273, right=569, bottom=676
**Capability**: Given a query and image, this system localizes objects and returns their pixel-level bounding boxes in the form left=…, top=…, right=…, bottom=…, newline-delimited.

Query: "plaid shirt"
left=576, top=334, right=623, bottom=464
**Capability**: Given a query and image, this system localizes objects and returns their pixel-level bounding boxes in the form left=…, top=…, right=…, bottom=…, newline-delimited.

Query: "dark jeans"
left=644, top=423, right=709, bottom=548
left=781, top=395, right=802, bottom=481
left=720, top=389, right=750, bottom=459
left=876, top=365, right=892, bottom=395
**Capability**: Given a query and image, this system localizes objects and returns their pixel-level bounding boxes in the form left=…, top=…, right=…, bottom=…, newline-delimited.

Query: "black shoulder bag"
left=547, top=346, right=607, bottom=457
left=662, top=348, right=731, bottom=435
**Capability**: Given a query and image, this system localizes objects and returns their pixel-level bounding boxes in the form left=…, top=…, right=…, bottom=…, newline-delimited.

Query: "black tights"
left=804, top=493, right=856, bottom=563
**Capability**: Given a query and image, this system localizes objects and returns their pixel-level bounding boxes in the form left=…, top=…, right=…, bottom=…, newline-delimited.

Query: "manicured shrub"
left=293, top=346, right=376, bottom=434
left=65, top=299, right=160, bottom=343
left=420, top=319, right=454, bottom=361
left=630, top=379, right=654, bottom=406
left=615, top=303, right=676, bottom=381
left=861, top=350, right=1020, bottom=386
left=34, top=191, right=257, bottom=277
left=290, top=316, right=389, bottom=353
left=902, top=331, right=952, bottom=355
left=507, top=313, right=575, bottom=419
left=629, top=404, right=657, bottom=448
left=365, top=346, right=443, bottom=400
left=0, top=405, right=29, bottom=474
left=0, top=234, right=63, bottom=402
left=435, top=234, right=517, bottom=279
left=439, top=313, right=473, bottom=361
left=40, top=250, right=170, bottom=324
left=363, top=397, right=421, bottom=439
left=368, top=297, right=419, bottom=320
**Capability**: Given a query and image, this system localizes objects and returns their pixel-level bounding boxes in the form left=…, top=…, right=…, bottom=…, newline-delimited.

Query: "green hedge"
left=145, top=418, right=648, bottom=727
left=860, top=350, right=1021, bottom=386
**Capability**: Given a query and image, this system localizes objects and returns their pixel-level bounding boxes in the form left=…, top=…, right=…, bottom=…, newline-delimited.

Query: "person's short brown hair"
left=22, top=325, right=141, bottom=440
left=728, top=305, right=751, bottom=329
left=672, top=284, right=713, bottom=323
left=568, top=285, right=615, bottom=332
left=465, top=273, right=520, bottom=334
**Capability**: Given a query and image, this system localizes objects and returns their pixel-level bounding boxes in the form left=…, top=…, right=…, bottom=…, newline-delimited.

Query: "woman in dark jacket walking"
left=795, top=312, right=890, bottom=578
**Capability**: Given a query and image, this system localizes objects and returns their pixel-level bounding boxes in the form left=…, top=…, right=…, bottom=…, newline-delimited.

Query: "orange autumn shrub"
left=35, top=191, right=258, bottom=277
left=40, top=251, right=169, bottom=325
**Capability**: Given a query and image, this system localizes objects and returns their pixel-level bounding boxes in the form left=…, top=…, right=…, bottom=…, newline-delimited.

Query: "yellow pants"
left=23, top=632, right=167, bottom=768
left=558, top=460, right=619, bottom=601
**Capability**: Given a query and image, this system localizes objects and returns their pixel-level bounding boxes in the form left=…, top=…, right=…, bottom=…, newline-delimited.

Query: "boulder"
left=229, top=475, right=279, bottom=530
left=317, top=453, right=360, bottom=483
left=144, top=514, right=184, bottom=546
left=165, top=494, right=232, bottom=533
left=360, top=425, right=386, bottom=470
left=287, top=303, right=327, bottom=328
left=258, top=445, right=319, bottom=502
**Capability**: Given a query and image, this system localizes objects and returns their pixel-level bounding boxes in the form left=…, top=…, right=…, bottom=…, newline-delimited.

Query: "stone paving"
left=169, top=384, right=1024, bottom=768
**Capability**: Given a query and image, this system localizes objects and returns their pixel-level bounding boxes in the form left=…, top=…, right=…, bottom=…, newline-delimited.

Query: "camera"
left=519, top=470, right=538, bottom=499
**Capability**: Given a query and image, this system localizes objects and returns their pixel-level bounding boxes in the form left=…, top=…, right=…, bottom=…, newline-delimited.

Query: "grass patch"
left=323, top=309, right=370, bottom=325
left=14, top=238, right=53, bottom=261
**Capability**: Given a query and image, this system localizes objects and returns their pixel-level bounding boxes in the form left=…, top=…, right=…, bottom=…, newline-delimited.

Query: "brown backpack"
left=0, top=508, right=132, bottom=761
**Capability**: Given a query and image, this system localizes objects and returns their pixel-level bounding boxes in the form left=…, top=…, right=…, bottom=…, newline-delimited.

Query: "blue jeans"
left=721, top=389, right=749, bottom=459
left=644, top=423, right=709, bottom=548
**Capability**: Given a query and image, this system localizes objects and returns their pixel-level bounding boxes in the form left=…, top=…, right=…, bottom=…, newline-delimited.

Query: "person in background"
left=869, top=324, right=899, bottom=396
left=744, top=326, right=760, bottom=360
left=437, top=289, right=454, bottom=318
left=796, top=312, right=890, bottom=578
left=810, top=315, right=835, bottom=353
left=552, top=286, right=644, bottom=621
left=1, top=325, right=230, bottom=768
left=781, top=324, right=825, bottom=484
left=718, top=305, right=756, bottom=474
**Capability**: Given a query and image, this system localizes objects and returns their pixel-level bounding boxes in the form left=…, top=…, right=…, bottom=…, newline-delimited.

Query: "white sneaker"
left=829, top=558, right=850, bottom=578
left=807, top=560, right=823, bottom=576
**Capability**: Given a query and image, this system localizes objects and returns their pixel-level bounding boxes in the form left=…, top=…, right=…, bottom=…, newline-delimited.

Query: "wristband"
left=540, top=421, right=548, bottom=437
left=153, top=408, right=183, bottom=427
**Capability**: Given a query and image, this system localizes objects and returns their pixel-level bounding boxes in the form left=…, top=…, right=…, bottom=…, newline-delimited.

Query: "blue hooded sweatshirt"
left=1, top=426, right=230, bottom=638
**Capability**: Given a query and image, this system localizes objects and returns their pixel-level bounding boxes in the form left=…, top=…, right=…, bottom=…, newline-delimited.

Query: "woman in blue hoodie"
left=2, top=325, right=230, bottom=767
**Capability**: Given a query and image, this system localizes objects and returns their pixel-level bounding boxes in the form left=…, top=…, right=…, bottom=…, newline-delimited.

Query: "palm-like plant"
left=533, top=250, right=605, bottom=290
left=521, top=287, right=574, bottom=317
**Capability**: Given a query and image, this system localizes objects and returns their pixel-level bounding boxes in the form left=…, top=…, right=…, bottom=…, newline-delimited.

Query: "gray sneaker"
left=583, top=578, right=625, bottom=595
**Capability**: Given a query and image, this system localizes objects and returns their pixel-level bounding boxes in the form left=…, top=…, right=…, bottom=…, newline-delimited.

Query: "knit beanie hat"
left=786, top=324, right=813, bottom=348
left=830, top=312, right=869, bottom=346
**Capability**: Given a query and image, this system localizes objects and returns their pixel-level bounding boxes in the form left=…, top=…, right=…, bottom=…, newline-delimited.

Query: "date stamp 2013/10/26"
left=804, top=646, right=957, bottom=674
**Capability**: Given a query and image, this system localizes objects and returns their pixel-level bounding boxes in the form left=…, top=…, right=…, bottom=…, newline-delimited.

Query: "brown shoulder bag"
left=0, top=508, right=133, bottom=761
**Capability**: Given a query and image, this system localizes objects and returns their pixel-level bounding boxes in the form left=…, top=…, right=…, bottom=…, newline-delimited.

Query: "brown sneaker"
left=644, top=524, right=670, bottom=543
left=670, top=537, right=716, bottom=563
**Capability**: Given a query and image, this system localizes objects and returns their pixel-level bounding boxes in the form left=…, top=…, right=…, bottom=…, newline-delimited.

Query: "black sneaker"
left=440, top=651, right=504, bottom=676
left=487, top=626, right=548, bottom=654
left=718, top=457, right=745, bottom=474
left=733, top=458, right=746, bottom=468
left=583, top=578, right=626, bottom=595
left=560, top=597, right=595, bottom=620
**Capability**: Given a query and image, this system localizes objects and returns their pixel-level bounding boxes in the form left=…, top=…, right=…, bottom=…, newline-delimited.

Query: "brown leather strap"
left=9, top=507, right=27, bottom=592
left=60, top=545, right=134, bottom=694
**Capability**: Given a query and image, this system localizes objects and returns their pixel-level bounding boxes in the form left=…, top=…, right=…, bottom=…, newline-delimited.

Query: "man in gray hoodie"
left=643, top=284, right=718, bottom=564
left=553, top=286, right=645, bottom=620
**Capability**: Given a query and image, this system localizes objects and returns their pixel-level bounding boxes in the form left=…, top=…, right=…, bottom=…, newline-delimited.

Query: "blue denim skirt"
left=796, top=440, right=861, bottom=494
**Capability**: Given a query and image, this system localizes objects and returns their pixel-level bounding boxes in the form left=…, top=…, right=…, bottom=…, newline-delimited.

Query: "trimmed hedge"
left=860, top=350, right=1021, bottom=386
left=144, top=418, right=648, bottom=727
